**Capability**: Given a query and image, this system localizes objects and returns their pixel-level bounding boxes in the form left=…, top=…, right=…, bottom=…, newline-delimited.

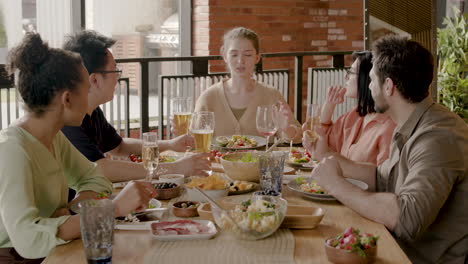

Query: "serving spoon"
left=194, top=187, right=259, bottom=236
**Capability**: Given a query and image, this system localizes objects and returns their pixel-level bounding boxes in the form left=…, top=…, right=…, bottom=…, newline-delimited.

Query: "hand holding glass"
left=142, top=132, right=159, bottom=182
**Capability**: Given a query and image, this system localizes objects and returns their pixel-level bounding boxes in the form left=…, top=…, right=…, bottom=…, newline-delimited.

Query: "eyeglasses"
left=94, top=67, right=122, bottom=78
left=345, top=69, right=357, bottom=78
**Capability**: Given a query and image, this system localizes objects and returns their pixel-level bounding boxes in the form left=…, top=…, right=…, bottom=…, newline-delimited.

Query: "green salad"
left=223, top=152, right=258, bottom=163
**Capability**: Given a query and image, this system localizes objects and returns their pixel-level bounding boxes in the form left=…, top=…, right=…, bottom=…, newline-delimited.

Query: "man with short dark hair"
left=304, top=35, right=467, bottom=264
left=62, top=30, right=211, bottom=184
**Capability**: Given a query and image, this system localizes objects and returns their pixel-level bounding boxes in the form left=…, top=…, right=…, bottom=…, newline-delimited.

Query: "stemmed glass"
left=142, top=132, right=159, bottom=182
left=272, top=102, right=299, bottom=153
left=306, top=103, right=321, bottom=133
left=256, top=105, right=278, bottom=151
left=171, top=97, right=193, bottom=137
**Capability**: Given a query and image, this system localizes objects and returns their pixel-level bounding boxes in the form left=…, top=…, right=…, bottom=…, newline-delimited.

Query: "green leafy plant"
left=437, top=7, right=468, bottom=121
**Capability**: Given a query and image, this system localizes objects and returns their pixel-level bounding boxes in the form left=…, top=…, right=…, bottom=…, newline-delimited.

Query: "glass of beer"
left=189, top=111, right=215, bottom=153
left=142, top=132, right=159, bottom=182
left=171, top=97, right=193, bottom=136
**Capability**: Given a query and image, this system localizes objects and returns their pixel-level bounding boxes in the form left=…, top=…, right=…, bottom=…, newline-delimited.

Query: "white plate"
left=114, top=199, right=168, bottom=230
left=283, top=166, right=295, bottom=174
left=285, top=160, right=319, bottom=170
left=115, top=220, right=159, bottom=230
left=213, top=135, right=266, bottom=150
left=287, top=178, right=368, bottom=201
left=113, top=179, right=159, bottom=189
left=150, top=220, right=217, bottom=241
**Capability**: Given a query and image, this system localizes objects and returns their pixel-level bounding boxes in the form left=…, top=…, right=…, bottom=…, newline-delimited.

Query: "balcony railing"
left=1, top=50, right=353, bottom=138
left=114, top=51, right=352, bottom=138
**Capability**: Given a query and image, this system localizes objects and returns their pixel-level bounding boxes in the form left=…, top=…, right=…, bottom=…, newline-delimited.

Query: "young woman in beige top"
left=193, top=27, right=301, bottom=141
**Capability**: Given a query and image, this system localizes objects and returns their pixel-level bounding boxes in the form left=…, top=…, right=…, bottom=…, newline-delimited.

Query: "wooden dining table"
left=43, top=154, right=411, bottom=264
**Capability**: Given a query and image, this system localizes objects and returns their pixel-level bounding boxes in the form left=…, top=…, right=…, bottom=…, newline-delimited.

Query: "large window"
left=85, top=0, right=191, bottom=93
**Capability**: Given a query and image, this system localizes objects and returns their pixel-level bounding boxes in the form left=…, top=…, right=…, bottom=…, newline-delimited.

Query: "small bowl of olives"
left=153, top=182, right=181, bottom=200
left=172, top=201, right=200, bottom=218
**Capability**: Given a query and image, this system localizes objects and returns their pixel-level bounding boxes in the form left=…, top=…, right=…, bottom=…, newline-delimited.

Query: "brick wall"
left=192, top=0, right=364, bottom=119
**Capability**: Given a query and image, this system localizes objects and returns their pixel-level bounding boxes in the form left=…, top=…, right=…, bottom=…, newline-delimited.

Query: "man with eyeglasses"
left=61, top=30, right=211, bottom=193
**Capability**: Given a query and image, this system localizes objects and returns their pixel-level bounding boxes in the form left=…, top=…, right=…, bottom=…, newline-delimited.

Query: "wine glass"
left=142, top=132, right=159, bottom=182
left=272, top=102, right=298, bottom=153
left=306, top=103, right=321, bottom=132
left=256, top=105, right=278, bottom=151
left=171, top=97, right=193, bottom=137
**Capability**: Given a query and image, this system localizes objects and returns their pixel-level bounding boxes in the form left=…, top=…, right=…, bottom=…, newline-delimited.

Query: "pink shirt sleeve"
left=323, top=112, right=349, bottom=153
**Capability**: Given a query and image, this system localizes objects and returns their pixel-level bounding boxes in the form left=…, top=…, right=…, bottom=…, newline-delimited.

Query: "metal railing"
left=101, top=78, right=131, bottom=137
left=115, top=50, right=352, bottom=137
left=158, top=69, right=289, bottom=139
left=308, top=67, right=356, bottom=121
left=0, top=50, right=353, bottom=136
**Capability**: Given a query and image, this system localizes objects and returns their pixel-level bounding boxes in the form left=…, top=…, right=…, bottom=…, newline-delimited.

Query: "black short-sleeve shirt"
left=62, top=107, right=123, bottom=162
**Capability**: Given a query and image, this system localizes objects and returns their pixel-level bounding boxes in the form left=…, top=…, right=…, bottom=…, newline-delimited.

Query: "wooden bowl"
left=282, top=205, right=324, bottom=229
left=197, top=203, right=215, bottom=222
left=325, top=240, right=377, bottom=264
left=154, top=184, right=181, bottom=200
left=172, top=201, right=200, bottom=218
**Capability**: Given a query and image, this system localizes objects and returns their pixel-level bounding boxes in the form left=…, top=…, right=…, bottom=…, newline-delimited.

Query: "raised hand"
left=113, top=180, right=156, bottom=217
left=172, top=152, right=212, bottom=177
left=273, top=101, right=297, bottom=139
left=310, top=155, right=344, bottom=192
left=302, top=125, right=329, bottom=160
left=326, top=85, right=346, bottom=105
left=51, top=207, right=71, bottom=218
left=273, top=101, right=290, bottom=130
left=169, top=134, right=195, bottom=152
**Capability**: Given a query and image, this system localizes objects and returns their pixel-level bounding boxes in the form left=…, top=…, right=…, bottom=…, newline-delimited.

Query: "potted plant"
left=437, top=7, right=468, bottom=122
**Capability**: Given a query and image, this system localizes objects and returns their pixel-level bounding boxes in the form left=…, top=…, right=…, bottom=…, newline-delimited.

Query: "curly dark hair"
left=353, top=51, right=375, bottom=116
left=63, top=30, right=116, bottom=73
left=7, top=33, right=83, bottom=116
left=372, top=35, right=433, bottom=103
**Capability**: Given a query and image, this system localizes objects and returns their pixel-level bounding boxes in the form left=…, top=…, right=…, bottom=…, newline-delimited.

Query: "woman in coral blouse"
left=304, top=51, right=396, bottom=165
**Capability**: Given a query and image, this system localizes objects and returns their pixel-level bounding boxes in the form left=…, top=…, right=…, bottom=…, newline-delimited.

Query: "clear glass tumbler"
left=258, top=151, right=287, bottom=196
left=79, top=199, right=115, bottom=264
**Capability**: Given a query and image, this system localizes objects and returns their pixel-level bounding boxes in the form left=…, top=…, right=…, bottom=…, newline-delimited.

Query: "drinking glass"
left=189, top=111, right=215, bottom=153
left=171, top=97, right=193, bottom=137
left=306, top=103, right=321, bottom=132
left=258, top=151, right=287, bottom=196
left=256, top=105, right=278, bottom=151
left=79, top=199, right=115, bottom=264
left=142, top=132, right=159, bottom=182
